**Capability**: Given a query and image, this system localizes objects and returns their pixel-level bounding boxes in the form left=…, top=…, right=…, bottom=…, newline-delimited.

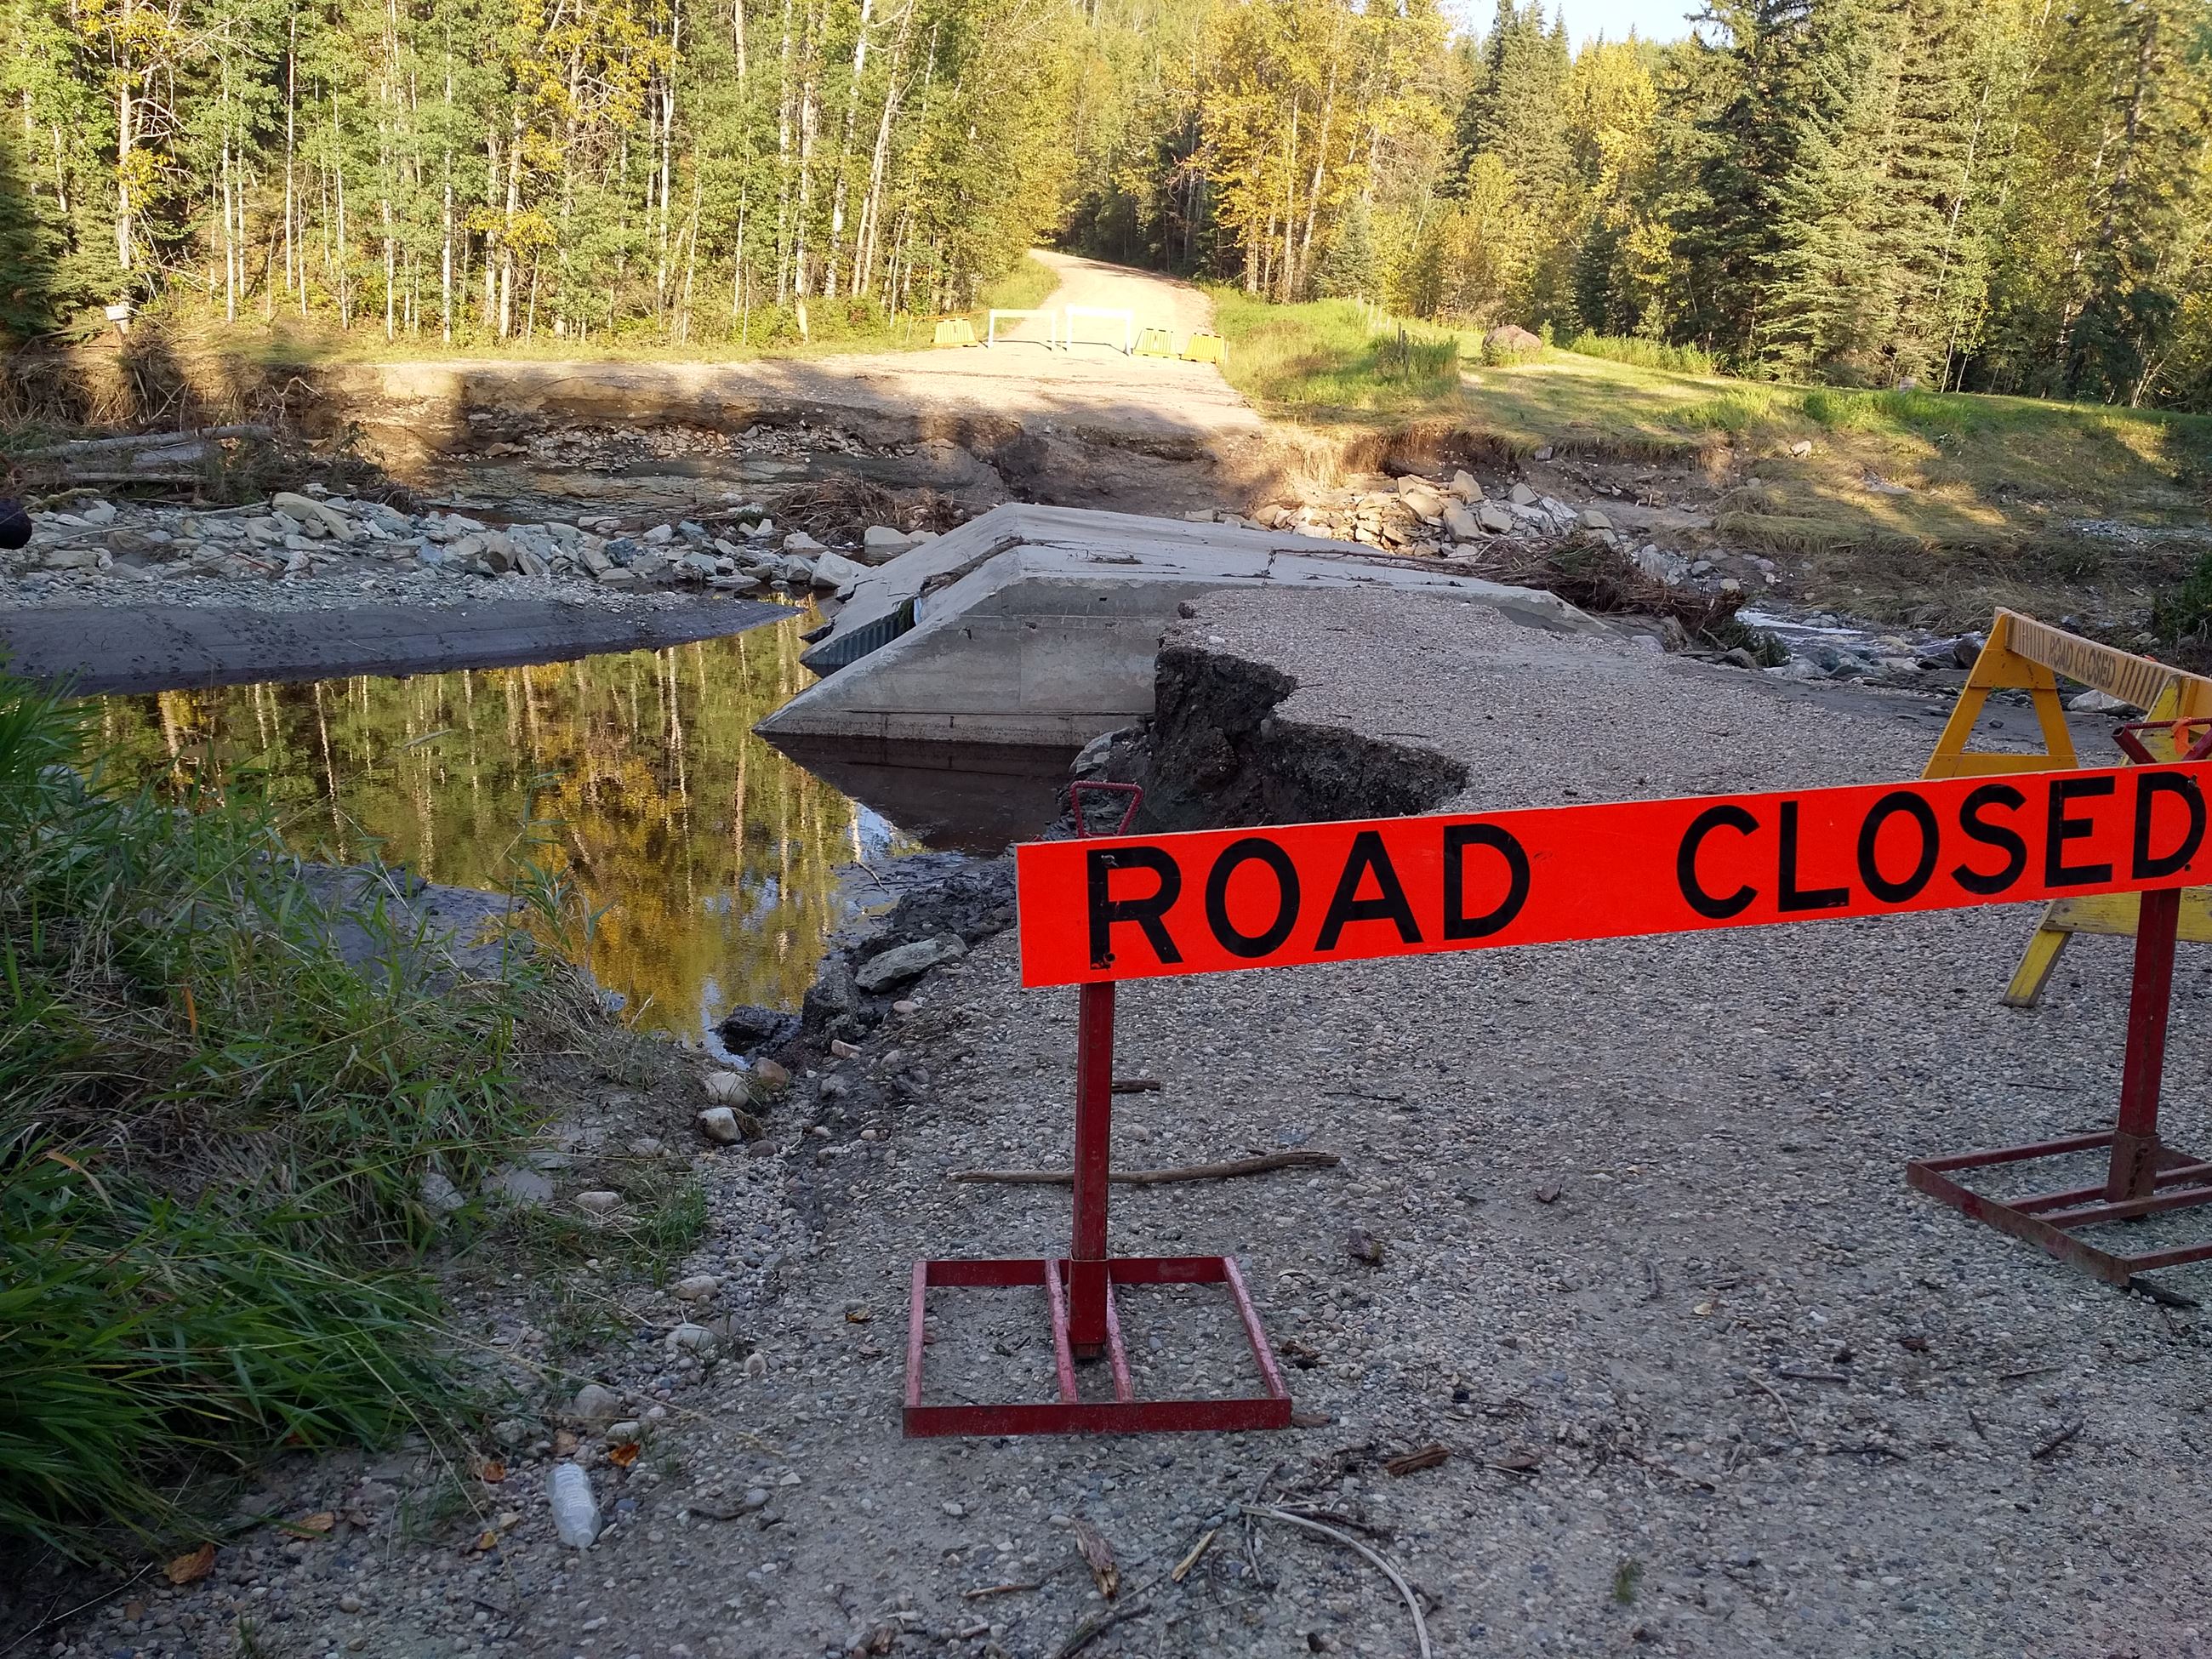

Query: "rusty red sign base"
left=1907, top=719, right=2212, bottom=1287
left=904, top=784, right=1294, bottom=1440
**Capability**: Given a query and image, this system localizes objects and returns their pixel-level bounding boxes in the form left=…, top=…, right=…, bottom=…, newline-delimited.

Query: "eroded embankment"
left=1072, top=640, right=1469, bottom=832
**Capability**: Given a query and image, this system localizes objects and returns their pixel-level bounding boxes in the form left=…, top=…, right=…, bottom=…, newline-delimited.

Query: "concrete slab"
left=3, top=596, right=790, bottom=695
left=757, top=505, right=1602, bottom=747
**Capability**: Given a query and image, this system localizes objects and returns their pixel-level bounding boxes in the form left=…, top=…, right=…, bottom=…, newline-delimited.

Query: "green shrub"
left=0, top=673, right=550, bottom=1556
left=1563, top=333, right=1718, bottom=376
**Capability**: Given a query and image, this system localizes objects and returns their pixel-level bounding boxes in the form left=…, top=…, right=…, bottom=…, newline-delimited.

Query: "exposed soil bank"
left=0, top=595, right=787, bottom=693
left=1081, top=640, right=1472, bottom=832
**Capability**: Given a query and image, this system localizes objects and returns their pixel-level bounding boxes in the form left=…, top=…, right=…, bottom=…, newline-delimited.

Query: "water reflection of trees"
left=95, top=617, right=897, bottom=1036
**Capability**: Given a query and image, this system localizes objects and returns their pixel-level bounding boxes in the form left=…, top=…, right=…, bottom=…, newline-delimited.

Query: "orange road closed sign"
left=1016, top=763, right=2212, bottom=988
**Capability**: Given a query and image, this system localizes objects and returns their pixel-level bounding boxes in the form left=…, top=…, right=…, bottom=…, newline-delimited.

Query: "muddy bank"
left=1, top=595, right=786, bottom=693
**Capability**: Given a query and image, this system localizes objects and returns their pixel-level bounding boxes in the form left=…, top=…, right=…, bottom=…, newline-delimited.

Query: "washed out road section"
left=1, top=595, right=790, bottom=694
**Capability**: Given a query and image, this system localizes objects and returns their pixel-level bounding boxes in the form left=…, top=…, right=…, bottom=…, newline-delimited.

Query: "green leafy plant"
left=0, top=672, right=554, bottom=1557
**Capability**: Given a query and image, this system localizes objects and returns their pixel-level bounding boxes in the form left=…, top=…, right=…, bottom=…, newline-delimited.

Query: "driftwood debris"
left=19, top=424, right=274, bottom=461
left=949, top=1150, right=1341, bottom=1186
left=20, top=425, right=276, bottom=489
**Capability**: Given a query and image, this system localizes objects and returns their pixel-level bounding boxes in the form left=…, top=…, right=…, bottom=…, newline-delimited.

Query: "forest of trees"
left=2, top=0, right=2209, bottom=407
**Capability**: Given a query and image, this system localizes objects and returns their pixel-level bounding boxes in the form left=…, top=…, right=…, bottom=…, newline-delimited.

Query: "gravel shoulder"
left=42, top=584, right=2212, bottom=1659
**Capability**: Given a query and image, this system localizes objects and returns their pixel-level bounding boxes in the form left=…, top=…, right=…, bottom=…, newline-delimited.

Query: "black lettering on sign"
left=1086, top=846, right=1183, bottom=970
left=1314, top=830, right=1422, bottom=952
left=1856, top=790, right=1941, bottom=904
left=1677, top=804, right=1759, bottom=920
left=2046, top=775, right=2116, bottom=887
left=1952, top=783, right=2027, bottom=895
left=1203, top=838, right=1302, bottom=958
left=1778, top=800, right=1849, bottom=912
left=2132, top=771, right=2205, bottom=881
left=1442, top=824, right=1531, bottom=939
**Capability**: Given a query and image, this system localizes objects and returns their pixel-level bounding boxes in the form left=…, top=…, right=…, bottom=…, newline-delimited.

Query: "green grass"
left=1562, top=332, right=1718, bottom=376
left=975, top=252, right=1059, bottom=316
left=0, top=673, right=556, bottom=1559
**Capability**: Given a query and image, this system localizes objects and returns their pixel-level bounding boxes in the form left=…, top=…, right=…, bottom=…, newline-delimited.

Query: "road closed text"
left=1014, top=763, right=2212, bottom=987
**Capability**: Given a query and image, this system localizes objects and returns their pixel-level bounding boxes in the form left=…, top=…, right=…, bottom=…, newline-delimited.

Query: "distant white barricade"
left=1063, top=306, right=1135, bottom=353
left=986, top=309, right=1058, bottom=348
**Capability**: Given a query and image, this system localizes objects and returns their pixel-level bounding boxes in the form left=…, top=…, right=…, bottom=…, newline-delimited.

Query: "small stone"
left=1449, top=470, right=1483, bottom=502
left=575, top=1189, right=621, bottom=1212
left=741, top=1487, right=771, bottom=1512
left=606, top=1420, right=642, bottom=1444
left=703, top=1069, right=750, bottom=1105
left=892, top=1000, right=920, bottom=1016
left=338, top=1594, right=363, bottom=1614
left=942, top=1501, right=966, bottom=1518
left=830, top=1038, right=863, bottom=1060
left=642, top=523, right=675, bottom=544
left=628, top=1136, right=666, bottom=1156
left=782, top=531, right=826, bottom=554
left=751, top=1057, right=791, bottom=1091
left=2069, top=688, right=2132, bottom=714
left=1580, top=508, right=1612, bottom=531
left=1442, top=504, right=1479, bottom=542
left=859, top=524, right=919, bottom=563
left=491, top=1418, right=531, bottom=1448
left=673, top=1274, right=721, bottom=1302
left=1790, top=440, right=1814, bottom=457
left=1508, top=482, right=1537, bottom=506
left=1533, top=445, right=1554, bottom=461
left=667, top=1322, right=714, bottom=1354
left=855, top=932, right=966, bottom=993
left=419, top=1170, right=466, bottom=1214
left=571, top=1383, right=622, bottom=1424
left=697, top=1106, right=744, bottom=1144
left=1477, top=503, right=1514, bottom=534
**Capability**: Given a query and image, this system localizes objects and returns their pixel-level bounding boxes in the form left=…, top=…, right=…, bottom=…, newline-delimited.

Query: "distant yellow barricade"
left=1133, top=327, right=1176, bottom=358
left=932, top=318, right=978, bottom=348
left=1925, top=608, right=2212, bottom=1006
left=1181, top=332, right=1227, bottom=366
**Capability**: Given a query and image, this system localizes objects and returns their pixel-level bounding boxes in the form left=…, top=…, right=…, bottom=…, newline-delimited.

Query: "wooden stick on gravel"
left=949, top=1150, right=1341, bottom=1186
left=1239, top=1505, right=1433, bottom=1659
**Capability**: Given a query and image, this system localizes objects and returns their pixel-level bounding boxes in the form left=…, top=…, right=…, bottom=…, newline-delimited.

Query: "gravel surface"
left=31, top=586, right=2212, bottom=1659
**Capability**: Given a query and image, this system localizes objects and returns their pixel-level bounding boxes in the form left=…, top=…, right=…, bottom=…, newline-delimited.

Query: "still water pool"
left=93, top=615, right=921, bottom=1043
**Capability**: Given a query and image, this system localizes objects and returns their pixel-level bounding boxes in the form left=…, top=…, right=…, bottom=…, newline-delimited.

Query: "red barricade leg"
left=1068, top=981, right=1115, bottom=1357
left=2107, top=885, right=2181, bottom=1202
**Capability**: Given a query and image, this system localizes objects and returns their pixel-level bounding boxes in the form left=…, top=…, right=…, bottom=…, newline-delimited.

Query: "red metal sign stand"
left=1908, top=719, right=2212, bottom=1285
left=904, top=783, right=1294, bottom=1437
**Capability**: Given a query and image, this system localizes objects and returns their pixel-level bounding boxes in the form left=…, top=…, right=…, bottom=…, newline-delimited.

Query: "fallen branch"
left=1239, top=1505, right=1432, bottom=1659
left=2031, top=1418, right=2085, bottom=1461
left=1748, top=1375, right=1799, bottom=1438
left=950, top=1150, right=1341, bottom=1186
left=1050, top=1593, right=1153, bottom=1659
left=17, top=423, right=274, bottom=459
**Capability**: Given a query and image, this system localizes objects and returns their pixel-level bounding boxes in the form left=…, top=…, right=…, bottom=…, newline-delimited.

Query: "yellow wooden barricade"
left=932, top=318, right=978, bottom=348
left=1181, top=332, right=1227, bottom=366
left=1926, top=609, right=2212, bottom=1005
left=1133, top=327, right=1175, bottom=358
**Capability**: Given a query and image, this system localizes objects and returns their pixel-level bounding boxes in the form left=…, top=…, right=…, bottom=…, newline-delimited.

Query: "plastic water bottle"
left=549, top=1462, right=601, bottom=1547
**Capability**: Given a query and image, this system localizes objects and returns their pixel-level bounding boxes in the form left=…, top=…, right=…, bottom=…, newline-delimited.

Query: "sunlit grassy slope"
left=1213, top=292, right=2212, bottom=565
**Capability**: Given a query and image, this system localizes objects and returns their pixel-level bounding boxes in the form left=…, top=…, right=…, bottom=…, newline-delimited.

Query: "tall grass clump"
left=1375, top=322, right=1459, bottom=387
left=0, top=674, right=550, bottom=1558
left=1561, top=334, right=1718, bottom=376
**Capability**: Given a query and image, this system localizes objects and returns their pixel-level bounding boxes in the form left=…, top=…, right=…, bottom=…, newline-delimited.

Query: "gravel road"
left=36, top=588, right=2212, bottom=1659
left=329, top=252, right=1262, bottom=471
